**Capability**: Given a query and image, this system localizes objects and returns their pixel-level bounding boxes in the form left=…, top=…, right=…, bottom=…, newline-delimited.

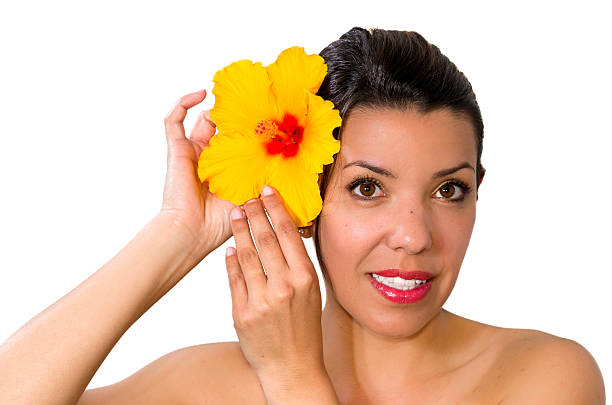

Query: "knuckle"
left=163, top=108, right=182, bottom=127
left=234, top=309, right=254, bottom=326
left=163, top=112, right=175, bottom=126
left=232, top=319, right=242, bottom=331
left=254, top=301, right=272, bottom=316
left=237, top=248, right=259, bottom=265
left=163, top=120, right=174, bottom=134
left=237, top=307, right=266, bottom=329
left=256, top=230, right=278, bottom=249
left=294, top=271, right=315, bottom=289
left=273, top=283, right=295, bottom=302
left=228, top=272, right=243, bottom=287
left=232, top=313, right=246, bottom=330
left=278, top=220, right=298, bottom=237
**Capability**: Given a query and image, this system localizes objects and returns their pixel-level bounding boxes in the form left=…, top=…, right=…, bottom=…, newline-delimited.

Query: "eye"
left=348, top=176, right=385, bottom=200
left=434, top=180, right=471, bottom=202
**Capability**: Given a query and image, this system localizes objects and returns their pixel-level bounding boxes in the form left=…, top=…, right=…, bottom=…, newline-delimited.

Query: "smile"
left=367, top=273, right=433, bottom=304
left=371, top=274, right=427, bottom=290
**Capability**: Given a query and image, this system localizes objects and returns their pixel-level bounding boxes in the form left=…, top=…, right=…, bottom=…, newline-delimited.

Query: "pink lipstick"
left=371, top=269, right=432, bottom=280
left=368, top=269, right=434, bottom=304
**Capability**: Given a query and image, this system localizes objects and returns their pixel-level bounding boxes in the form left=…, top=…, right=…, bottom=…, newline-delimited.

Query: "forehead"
left=338, top=108, right=477, bottom=171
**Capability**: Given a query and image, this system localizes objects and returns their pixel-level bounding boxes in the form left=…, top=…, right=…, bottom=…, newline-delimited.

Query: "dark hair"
left=312, top=27, right=485, bottom=282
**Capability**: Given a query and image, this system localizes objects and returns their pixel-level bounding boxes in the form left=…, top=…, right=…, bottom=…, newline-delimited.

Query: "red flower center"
left=255, top=114, right=304, bottom=158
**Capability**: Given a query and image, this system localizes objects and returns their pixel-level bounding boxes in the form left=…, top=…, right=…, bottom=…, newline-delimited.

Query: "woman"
left=0, top=28, right=605, bottom=404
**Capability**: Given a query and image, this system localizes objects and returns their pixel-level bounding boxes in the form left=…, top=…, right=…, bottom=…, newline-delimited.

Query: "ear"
left=476, top=167, right=486, bottom=201
left=298, top=226, right=313, bottom=238
left=477, top=167, right=486, bottom=187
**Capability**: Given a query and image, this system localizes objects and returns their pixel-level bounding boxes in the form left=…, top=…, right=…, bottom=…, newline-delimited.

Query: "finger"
left=190, top=109, right=216, bottom=145
left=242, top=197, right=288, bottom=280
left=189, top=109, right=216, bottom=157
left=225, top=246, right=248, bottom=314
left=164, top=89, right=206, bottom=145
left=230, top=206, right=267, bottom=301
left=260, top=185, right=311, bottom=271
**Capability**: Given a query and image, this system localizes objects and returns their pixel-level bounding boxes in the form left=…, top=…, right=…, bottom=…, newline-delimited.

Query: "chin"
left=354, top=310, right=439, bottom=340
left=360, top=303, right=442, bottom=339
left=329, top=286, right=443, bottom=339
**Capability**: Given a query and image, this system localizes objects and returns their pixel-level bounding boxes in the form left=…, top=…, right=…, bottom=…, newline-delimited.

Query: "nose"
left=384, top=205, right=433, bottom=255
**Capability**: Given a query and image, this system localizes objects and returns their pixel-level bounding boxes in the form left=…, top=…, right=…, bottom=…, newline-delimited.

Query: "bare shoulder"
left=79, top=341, right=267, bottom=405
left=492, top=328, right=605, bottom=404
left=170, top=341, right=268, bottom=405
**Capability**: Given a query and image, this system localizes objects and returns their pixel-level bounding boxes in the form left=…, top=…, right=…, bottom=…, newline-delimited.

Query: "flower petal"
left=210, top=60, right=277, bottom=137
left=198, top=132, right=268, bottom=205
left=266, top=47, right=327, bottom=123
left=200, top=47, right=340, bottom=228
left=265, top=157, right=322, bottom=228
left=296, top=92, right=342, bottom=174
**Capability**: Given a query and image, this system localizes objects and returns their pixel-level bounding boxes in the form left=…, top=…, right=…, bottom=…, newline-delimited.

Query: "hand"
left=225, top=185, right=327, bottom=391
left=160, top=90, right=235, bottom=257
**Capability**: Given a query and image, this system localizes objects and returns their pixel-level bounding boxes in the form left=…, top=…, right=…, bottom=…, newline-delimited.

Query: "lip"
left=367, top=273, right=433, bottom=304
left=369, top=269, right=433, bottom=280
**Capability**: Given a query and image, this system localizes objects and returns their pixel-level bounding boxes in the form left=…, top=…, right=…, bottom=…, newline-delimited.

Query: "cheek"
left=319, top=202, right=380, bottom=271
left=435, top=206, right=476, bottom=266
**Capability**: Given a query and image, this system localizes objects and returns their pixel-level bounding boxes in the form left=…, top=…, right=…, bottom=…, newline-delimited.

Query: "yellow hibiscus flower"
left=197, top=47, right=342, bottom=227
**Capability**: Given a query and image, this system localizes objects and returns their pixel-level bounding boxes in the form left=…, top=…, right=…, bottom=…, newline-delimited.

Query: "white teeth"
left=371, top=274, right=428, bottom=291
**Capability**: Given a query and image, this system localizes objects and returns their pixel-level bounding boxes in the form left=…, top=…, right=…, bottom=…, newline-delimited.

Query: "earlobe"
left=298, top=226, right=313, bottom=238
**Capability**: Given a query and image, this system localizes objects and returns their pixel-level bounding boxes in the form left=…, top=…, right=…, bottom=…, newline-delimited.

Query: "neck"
left=321, top=282, right=479, bottom=401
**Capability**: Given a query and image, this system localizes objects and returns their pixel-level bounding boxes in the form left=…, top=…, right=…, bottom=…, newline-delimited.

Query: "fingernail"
left=262, top=185, right=274, bottom=196
left=231, top=207, right=245, bottom=220
left=226, top=246, right=236, bottom=257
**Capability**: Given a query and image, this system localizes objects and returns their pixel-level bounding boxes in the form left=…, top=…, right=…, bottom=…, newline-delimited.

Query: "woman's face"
left=318, top=107, right=478, bottom=338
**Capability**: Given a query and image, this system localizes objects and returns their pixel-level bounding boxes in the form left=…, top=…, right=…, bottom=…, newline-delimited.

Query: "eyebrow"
left=431, top=162, right=475, bottom=179
left=343, top=160, right=397, bottom=178
left=342, top=160, right=475, bottom=180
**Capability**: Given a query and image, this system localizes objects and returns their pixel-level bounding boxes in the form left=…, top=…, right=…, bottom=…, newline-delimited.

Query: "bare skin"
left=81, top=105, right=605, bottom=405
left=1, top=93, right=604, bottom=405
left=309, top=108, right=604, bottom=404
left=317, top=107, right=486, bottom=402
left=0, top=90, right=236, bottom=405
left=159, top=107, right=602, bottom=404
left=76, top=320, right=602, bottom=404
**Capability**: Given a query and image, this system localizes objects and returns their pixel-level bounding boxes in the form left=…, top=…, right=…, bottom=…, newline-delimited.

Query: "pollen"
left=255, top=114, right=305, bottom=158
left=254, top=119, right=279, bottom=139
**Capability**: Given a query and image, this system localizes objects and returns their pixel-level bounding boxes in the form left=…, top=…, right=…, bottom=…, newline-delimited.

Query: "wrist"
left=154, top=211, right=214, bottom=262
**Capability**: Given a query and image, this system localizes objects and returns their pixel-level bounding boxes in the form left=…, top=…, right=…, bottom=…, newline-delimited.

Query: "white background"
left=1, top=0, right=610, bottom=392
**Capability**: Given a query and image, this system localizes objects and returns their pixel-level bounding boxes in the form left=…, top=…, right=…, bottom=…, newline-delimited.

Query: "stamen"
left=254, top=119, right=279, bottom=140
left=254, top=114, right=304, bottom=157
